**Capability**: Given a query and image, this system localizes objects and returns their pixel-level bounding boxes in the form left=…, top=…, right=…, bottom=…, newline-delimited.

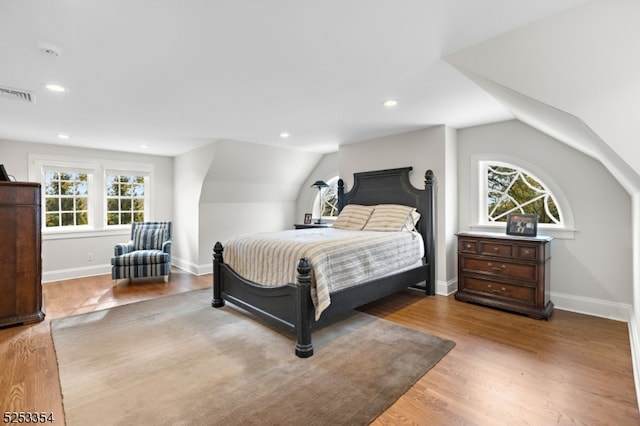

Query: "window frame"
left=29, top=154, right=154, bottom=239
left=104, top=166, right=152, bottom=228
left=470, top=154, right=576, bottom=239
left=43, top=167, right=93, bottom=229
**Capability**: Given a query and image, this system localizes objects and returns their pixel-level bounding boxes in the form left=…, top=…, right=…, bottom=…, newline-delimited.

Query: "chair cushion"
left=111, top=250, right=170, bottom=266
left=133, top=228, right=165, bottom=251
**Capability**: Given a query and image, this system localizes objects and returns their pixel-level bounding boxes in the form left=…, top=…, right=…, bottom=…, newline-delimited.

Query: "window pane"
left=133, top=199, right=144, bottom=210
left=61, top=198, right=74, bottom=211
left=107, top=198, right=118, bottom=211
left=486, top=164, right=561, bottom=224
left=46, top=198, right=59, bottom=212
left=76, top=212, right=88, bottom=225
left=106, top=173, right=146, bottom=226
left=46, top=213, right=59, bottom=227
left=121, top=213, right=132, bottom=224
left=76, top=197, right=87, bottom=210
left=61, top=212, right=75, bottom=226
left=107, top=212, right=119, bottom=225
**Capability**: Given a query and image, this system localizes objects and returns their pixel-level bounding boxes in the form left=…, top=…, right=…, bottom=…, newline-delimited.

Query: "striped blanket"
left=224, top=228, right=424, bottom=319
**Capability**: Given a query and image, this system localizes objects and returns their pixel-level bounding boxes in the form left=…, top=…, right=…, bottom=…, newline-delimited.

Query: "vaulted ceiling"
left=0, top=0, right=588, bottom=156
left=446, top=0, right=640, bottom=192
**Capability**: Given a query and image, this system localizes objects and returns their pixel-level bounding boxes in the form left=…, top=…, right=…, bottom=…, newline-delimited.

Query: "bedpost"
left=295, top=258, right=314, bottom=358
left=337, top=178, right=345, bottom=212
left=424, top=170, right=437, bottom=295
left=212, top=242, right=225, bottom=308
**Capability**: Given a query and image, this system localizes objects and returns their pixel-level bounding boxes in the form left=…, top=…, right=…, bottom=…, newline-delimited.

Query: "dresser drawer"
left=478, top=240, right=513, bottom=258
left=461, top=276, right=536, bottom=305
left=517, top=245, right=538, bottom=260
left=460, top=256, right=538, bottom=282
left=458, top=238, right=478, bottom=254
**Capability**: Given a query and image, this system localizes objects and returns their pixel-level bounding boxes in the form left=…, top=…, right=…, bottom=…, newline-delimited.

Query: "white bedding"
left=224, top=228, right=424, bottom=319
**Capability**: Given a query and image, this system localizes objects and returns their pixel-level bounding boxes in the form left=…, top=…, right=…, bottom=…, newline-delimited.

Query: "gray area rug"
left=51, top=289, right=455, bottom=425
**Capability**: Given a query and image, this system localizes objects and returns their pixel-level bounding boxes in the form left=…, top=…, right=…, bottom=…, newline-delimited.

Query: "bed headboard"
left=337, top=167, right=437, bottom=293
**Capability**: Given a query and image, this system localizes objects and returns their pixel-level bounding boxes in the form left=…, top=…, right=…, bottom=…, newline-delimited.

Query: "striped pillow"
left=333, top=204, right=375, bottom=230
left=363, top=204, right=417, bottom=232
left=133, top=228, right=165, bottom=250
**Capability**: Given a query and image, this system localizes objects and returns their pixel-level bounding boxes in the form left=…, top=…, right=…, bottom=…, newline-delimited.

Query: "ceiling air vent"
left=0, top=86, right=36, bottom=104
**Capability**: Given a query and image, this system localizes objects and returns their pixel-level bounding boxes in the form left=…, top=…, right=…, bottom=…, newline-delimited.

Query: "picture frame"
left=304, top=213, right=312, bottom=225
left=506, top=213, right=538, bottom=237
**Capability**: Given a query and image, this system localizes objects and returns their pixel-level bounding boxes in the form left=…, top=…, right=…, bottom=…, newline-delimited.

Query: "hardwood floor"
left=1, top=270, right=638, bottom=425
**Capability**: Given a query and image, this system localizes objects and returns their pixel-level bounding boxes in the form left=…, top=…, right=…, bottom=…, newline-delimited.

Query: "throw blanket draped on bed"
left=224, top=228, right=424, bottom=319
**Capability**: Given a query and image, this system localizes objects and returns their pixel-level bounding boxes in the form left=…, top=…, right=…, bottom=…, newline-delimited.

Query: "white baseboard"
left=43, top=264, right=111, bottom=283
left=171, top=256, right=212, bottom=276
left=436, top=278, right=458, bottom=296
left=628, top=310, right=640, bottom=411
left=550, top=291, right=631, bottom=322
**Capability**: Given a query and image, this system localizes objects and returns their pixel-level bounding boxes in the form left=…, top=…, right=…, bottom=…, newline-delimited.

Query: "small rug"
left=51, top=289, right=454, bottom=426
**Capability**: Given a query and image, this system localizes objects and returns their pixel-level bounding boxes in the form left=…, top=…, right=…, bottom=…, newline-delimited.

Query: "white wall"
left=295, top=151, right=339, bottom=222
left=0, top=139, right=174, bottom=282
left=175, top=140, right=323, bottom=274
left=338, top=126, right=457, bottom=293
left=458, top=120, right=632, bottom=319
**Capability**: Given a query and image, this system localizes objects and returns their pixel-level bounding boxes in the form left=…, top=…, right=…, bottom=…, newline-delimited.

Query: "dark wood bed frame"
left=212, top=167, right=437, bottom=357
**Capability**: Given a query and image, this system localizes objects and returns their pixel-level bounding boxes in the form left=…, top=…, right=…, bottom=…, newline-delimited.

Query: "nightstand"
left=294, top=223, right=333, bottom=229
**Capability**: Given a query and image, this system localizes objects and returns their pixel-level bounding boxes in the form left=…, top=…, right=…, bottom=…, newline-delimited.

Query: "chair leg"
left=164, top=275, right=169, bottom=283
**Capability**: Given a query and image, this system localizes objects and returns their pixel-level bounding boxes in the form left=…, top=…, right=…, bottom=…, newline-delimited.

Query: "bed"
left=212, top=167, right=437, bottom=357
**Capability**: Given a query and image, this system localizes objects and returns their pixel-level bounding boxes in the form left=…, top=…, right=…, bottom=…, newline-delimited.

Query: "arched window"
left=312, top=176, right=339, bottom=220
left=485, top=163, right=562, bottom=225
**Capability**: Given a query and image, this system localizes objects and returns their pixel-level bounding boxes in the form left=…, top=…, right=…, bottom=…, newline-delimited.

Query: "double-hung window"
left=105, top=173, right=148, bottom=226
left=44, top=168, right=91, bottom=228
left=30, top=154, right=153, bottom=234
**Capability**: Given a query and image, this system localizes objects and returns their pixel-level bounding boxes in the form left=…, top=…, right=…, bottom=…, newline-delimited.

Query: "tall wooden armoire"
left=0, top=182, right=44, bottom=327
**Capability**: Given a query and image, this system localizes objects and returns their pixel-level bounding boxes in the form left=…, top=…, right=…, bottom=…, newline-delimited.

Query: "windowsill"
left=42, top=227, right=130, bottom=241
left=467, top=224, right=577, bottom=240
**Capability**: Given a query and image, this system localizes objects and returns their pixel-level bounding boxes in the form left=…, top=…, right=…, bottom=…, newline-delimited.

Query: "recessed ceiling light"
left=56, top=133, right=70, bottom=139
left=280, top=132, right=290, bottom=138
left=139, top=144, right=150, bottom=149
left=382, top=99, right=398, bottom=107
left=46, top=84, right=67, bottom=93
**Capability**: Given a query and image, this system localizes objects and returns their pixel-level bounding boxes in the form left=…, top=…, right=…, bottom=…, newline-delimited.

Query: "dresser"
left=455, top=231, right=553, bottom=319
left=0, top=182, right=44, bottom=327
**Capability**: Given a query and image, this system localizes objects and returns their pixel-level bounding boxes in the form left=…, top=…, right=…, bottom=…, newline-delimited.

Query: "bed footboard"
left=213, top=242, right=315, bottom=357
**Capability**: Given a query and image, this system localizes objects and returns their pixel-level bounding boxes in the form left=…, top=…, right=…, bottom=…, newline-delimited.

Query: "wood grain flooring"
left=1, top=270, right=638, bottom=425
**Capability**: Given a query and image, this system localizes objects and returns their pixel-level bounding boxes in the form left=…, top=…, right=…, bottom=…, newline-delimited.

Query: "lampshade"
left=311, top=180, right=329, bottom=188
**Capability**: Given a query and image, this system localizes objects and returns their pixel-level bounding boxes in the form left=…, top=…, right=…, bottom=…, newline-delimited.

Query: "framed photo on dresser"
left=506, top=213, right=538, bottom=237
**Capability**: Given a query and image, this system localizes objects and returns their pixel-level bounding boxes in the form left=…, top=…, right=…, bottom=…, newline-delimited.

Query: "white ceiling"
left=0, top=0, right=587, bottom=157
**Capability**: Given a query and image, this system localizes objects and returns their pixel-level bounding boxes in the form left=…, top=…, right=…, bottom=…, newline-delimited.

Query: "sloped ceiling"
left=445, top=0, right=640, bottom=192
left=0, top=0, right=587, bottom=156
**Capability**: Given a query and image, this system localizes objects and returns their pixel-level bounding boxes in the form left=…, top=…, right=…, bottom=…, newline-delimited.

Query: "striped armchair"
left=111, top=222, right=172, bottom=282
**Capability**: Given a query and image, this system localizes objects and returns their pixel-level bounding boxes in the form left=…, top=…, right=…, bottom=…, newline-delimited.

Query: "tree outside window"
left=106, top=174, right=146, bottom=225
left=486, top=163, right=561, bottom=224
left=44, top=171, right=89, bottom=228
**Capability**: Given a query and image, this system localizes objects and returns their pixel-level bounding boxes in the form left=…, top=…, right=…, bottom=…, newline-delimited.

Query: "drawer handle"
left=493, top=247, right=499, bottom=252
left=487, top=262, right=506, bottom=271
left=487, top=284, right=507, bottom=293
left=524, top=249, right=530, bottom=255
left=466, top=244, right=472, bottom=249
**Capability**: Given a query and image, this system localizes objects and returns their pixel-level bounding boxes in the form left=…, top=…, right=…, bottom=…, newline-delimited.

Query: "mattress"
left=224, top=228, right=424, bottom=319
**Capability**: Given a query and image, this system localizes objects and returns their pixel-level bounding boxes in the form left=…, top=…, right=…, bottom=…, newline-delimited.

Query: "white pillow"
left=403, top=211, right=421, bottom=232
left=333, top=204, right=375, bottom=230
left=363, top=204, right=417, bottom=232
